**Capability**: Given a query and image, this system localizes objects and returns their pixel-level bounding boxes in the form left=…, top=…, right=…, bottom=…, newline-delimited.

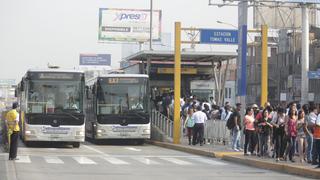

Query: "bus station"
left=121, top=50, right=237, bottom=102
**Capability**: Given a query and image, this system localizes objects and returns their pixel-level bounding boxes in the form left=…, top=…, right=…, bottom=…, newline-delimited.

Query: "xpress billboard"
left=98, top=8, right=162, bottom=42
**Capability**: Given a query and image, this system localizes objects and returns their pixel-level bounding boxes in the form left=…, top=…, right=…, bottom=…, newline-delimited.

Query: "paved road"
left=0, top=141, right=313, bottom=180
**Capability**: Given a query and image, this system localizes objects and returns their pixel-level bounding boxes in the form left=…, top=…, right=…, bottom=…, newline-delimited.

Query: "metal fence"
left=151, top=109, right=231, bottom=145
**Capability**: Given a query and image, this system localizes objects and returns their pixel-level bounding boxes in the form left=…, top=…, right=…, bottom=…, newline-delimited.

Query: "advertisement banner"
left=80, top=54, right=111, bottom=66
left=98, top=8, right=162, bottom=42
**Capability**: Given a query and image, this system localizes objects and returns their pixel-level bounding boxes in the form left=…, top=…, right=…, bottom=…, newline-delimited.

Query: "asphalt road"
left=0, top=141, right=313, bottom=180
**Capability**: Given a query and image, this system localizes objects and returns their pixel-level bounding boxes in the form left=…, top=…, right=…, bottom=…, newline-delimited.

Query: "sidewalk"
left=147, top=138, right=320, bottom=179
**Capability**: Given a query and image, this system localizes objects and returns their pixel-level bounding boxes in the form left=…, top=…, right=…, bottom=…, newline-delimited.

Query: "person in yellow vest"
left=314, top=114, right=320, bottom=168
left=5, top=102, right=20, bottom=160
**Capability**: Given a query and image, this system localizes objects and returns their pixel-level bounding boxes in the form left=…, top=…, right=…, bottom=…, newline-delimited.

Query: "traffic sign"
left=308, top=71, right=320, bottom=79
left=200, top=29, right=238, bottom=45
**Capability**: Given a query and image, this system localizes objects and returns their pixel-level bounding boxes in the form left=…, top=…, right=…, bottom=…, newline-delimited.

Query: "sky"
left=0, top=0, right=245, bottom=82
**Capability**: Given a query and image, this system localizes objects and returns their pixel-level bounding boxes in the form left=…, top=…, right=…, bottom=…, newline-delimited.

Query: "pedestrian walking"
left=231, top=103, right=242, bottom=152
left=257, top=109, right=273, bottom=157
left=314, top=113, right=320, bottom=168
left=271, top=108, right=286, bottom=161
left=5, top=102, right=20, bottom=160
left=285, top=108, right=298, bottom=162
left=308, top=106, right=317, bottom=164
left=243, top=107, right=255, bottom=155
left=184, top=108, right=195, bottom=145
left=192, top=106, right=207, bottom=146
left=297, top=110, right=307, bottom=163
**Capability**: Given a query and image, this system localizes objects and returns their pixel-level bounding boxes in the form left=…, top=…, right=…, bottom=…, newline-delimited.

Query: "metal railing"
left=151, top=109, right=174, bottom=138
left=151, top=109, right=231, bottom=145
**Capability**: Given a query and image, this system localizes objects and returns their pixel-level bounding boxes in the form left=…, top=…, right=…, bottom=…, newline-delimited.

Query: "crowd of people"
left=154, top=93, right=320, bottom=168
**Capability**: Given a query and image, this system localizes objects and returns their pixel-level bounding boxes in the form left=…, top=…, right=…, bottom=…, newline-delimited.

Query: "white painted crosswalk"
left=13, top=155, right=228, bottom=167
left=73, top=157, right=97, bottom=164
left=44, top=156, right=64, bottom=164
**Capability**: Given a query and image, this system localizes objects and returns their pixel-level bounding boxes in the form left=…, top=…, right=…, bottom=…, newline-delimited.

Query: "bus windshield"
left=27, top=80, right=84, bottom=114
left=97, top=77, right=148, bottom=115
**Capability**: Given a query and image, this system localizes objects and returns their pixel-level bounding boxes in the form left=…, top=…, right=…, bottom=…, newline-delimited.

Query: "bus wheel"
left=136, top=140, right=144, bottom=145
left=72, top=142, right=80, bottom=148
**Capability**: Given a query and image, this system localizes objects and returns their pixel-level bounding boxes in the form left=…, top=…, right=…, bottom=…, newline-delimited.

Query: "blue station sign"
left=79, top=54, right=111, bottom=66
left=200, top=29, right=238, bottom=45
left=308, top=69, right=320, bottom=79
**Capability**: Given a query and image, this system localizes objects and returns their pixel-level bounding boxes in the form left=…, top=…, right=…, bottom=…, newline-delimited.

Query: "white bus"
left=17, top=69, right=85, bottom=148
left=85, top=74, right=150, bottom=144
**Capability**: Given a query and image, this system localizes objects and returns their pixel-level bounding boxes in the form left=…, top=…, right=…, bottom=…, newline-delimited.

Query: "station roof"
left=123, top=50, right=237, bottom=63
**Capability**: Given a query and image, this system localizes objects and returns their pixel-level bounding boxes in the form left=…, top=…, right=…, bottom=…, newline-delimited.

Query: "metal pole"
left=237, top=1, right=248, bottom=109
left=301, top=5, right=309, bottom=105
left=149, top=0, right=153, bottom=50
left=173, top=22, right=181, bottom=144
left=261, top=25, right=268, bottom=107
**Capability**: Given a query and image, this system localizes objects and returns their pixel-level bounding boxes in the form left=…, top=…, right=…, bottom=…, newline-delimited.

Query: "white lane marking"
left=82, top=145, right=110, bottom=156
left=160, top=157, right=192, bottom=165
left=15, top=156, right=31, bottom=163
left=103, top=157, right=130, bottom=165
left=44, top=156, right=64, bottom=164
left=132, top=157, right=160, bottom=165
left=73, top=157, right=96, bottom=164
left=124, top=147, right=142, bottom=152
left=188, top=157, right=228, bottom=166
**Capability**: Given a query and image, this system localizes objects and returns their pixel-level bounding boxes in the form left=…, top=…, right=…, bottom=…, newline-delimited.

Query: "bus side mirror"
left=20, top=80, right=24, bottom=91
left=85, top=86, right=91, bottom=99
left=92, top=84, right=96, bottom=94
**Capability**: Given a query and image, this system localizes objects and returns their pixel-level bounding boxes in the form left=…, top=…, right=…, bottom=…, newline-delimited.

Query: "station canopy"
left=123, top=50, right=237, bottom=64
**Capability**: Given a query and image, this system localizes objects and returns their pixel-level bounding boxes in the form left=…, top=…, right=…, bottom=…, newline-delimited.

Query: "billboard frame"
left=98, top=8, right=162, bottom=42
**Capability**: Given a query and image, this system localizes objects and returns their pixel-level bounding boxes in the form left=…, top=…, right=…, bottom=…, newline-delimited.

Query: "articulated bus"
left=17, top=69, right=85, bottom=148
left=85, top=74, right=150, bottom=144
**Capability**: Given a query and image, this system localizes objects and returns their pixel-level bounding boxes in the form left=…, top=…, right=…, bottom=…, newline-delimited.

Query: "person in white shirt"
left=192, top=106, right=208, bottom=146
left=221, top=105, right=232, bottom=121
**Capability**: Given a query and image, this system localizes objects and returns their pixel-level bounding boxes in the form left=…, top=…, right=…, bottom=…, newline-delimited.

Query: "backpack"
left=226, top=112, right=235, bottom=130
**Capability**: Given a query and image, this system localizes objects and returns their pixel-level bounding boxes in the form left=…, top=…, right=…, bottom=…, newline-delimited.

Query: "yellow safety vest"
left=6, top=109, right=20, bottom=132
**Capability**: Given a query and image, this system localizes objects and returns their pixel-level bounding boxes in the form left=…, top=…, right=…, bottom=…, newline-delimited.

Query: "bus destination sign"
left=107, top=77, right=139, bottom=84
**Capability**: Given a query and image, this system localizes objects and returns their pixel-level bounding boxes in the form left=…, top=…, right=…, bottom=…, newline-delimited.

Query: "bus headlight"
left=76, top=131, right=84, bottom=136
left=96, top=129, right=105, bottom=133
left=25, top=130, right=35, bottom=135
left=143, top=129, right=150, bottom=134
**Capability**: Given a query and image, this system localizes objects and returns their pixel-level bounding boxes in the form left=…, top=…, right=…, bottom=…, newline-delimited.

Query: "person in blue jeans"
left=307, top=106, right=317, bottom=163
left=232, top=103, right=242, bottom=151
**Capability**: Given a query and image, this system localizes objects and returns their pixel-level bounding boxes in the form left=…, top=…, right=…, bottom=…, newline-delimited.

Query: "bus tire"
left=136, top=139, right=144, bottom=145
left=72, top=142, right=80, bottom=148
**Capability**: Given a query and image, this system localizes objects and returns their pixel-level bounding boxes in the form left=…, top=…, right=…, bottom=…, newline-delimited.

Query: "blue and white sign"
left=80, top=54, right=111, bottom=66
left=200, top=29, right=238, bottom=45
left=308, top=70, right=320, bottom=79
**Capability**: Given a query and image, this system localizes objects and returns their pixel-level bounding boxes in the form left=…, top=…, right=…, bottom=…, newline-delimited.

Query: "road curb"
left=146, top=140, right=216, bottom=158
left=222, top=155, right=320, bottom=179
left=147, top=140, right=320, bottom=179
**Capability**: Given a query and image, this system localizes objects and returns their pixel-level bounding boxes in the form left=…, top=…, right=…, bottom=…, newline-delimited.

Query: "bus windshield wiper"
left=53, top=110, right=80, bottom=120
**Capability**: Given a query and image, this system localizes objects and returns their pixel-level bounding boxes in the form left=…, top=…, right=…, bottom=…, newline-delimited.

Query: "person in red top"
left=285, top=109, right=298, bottom=162
left=243, top=107, right=255, bottom=156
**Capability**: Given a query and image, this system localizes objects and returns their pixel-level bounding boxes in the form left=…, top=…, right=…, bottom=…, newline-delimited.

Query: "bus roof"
left=27, top=68, right=84, bottom=74
left=86, top=74, right=148, bottom=85
left=99, top=74, right=148, bottom=78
